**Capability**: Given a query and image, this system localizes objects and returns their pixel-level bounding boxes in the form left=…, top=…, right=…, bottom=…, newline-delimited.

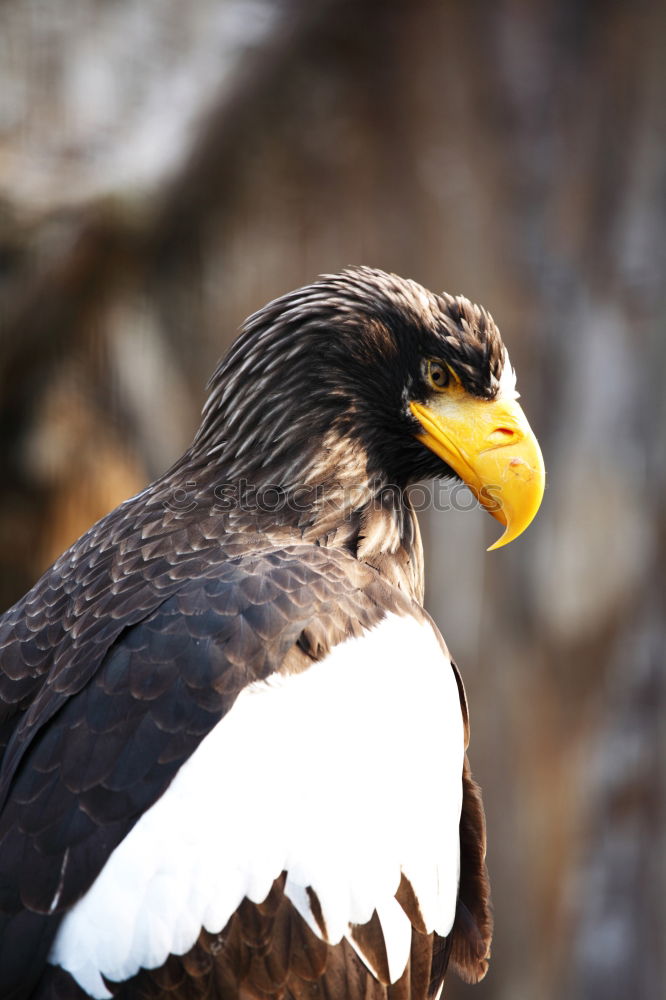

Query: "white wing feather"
left=49, top=612, right=464, bottom=997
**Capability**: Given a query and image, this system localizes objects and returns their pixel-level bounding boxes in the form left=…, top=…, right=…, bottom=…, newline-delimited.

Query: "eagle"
left=0, top=268, right=544, bottom=1000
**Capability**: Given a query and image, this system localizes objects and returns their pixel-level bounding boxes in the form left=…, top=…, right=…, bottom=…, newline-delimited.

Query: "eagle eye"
left=426, top=360, right=457, bottom=391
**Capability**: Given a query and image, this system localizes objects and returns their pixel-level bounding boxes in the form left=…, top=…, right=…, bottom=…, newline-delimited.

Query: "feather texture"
left=49, top=613, right=464, bottom=997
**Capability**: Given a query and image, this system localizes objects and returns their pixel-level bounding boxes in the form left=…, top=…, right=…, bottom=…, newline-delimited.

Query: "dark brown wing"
left=448, top=759, right=493, bottom=984
left=0, top=499, right=238, bottom=782
left=0, top=510, right=491, bottom=1000
left=24, top=750, right=491, bottom=1000
left=41, top=765, right=491, bottom=1000
left=0, top=541, right=401, bottom=1000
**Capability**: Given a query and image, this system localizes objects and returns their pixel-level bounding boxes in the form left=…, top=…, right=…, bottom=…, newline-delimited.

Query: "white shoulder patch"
left=49, top=613, right=465, bottom=998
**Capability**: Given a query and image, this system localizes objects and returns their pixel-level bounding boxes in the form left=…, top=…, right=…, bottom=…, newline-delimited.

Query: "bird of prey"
left=0, top=268, right=544, bottom=1000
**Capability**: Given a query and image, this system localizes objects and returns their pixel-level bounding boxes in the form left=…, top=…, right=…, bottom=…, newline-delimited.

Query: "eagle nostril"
left=489, top=427, right=516, bottom=445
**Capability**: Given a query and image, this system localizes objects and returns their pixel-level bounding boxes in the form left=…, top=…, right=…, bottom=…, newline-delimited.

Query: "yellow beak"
left=410, top=388, right=545, bottom=550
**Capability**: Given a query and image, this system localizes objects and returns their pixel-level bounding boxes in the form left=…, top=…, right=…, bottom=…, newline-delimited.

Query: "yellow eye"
left=427, top=360, right=451, bottom=391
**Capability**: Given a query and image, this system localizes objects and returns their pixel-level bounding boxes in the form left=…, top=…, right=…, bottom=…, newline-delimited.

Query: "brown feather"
left=348, top=909, right=392, bottom=985
left=395, top=873, right=428, bottom=936
left=287, top=906, right=328, bottom=982
left=449, top=759, right=493, bottom=983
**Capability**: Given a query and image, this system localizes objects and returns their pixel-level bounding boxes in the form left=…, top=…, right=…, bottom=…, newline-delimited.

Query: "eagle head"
left=192, top=267, right=545, bottom=550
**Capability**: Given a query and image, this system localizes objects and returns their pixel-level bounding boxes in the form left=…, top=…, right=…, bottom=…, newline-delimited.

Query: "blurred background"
left=0, top=1, right=664, bottom=997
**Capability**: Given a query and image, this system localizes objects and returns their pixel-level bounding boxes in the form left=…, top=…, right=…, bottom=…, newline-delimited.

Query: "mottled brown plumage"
left=0, top=268, right=499, bottom=1000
